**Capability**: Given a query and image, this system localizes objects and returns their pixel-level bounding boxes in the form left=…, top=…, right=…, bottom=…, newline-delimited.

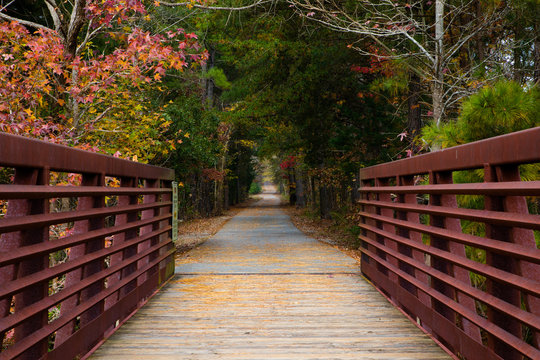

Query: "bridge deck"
left=90, top=192, right=451, bottom=359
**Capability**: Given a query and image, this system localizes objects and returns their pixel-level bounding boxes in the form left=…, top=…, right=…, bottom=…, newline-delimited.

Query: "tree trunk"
left=295, top=166, right=305, bottom=207
left=215, top=154, right=226, bottom=215
left=319, top=183, right=331, bottom=219
left=224, top=181, right=229, bottom=210
left=534, top=19, right=540, bottom=84
left=310, top=175, right=316, bottom=208
left=513, top=25, right=523, bottom=83
left=432, top=80, right=444, bottom=127
left=64, top=0, right=87, bottom=58
left=289, top=169, right=297, bottom=206
left=70, top=68, right=82, bottom=131
left=407, top=72, right=422, bottom=137
left=236, top=177, right=240, bottom=205
left=433, top=0, right=445, bottom=126
left=318, top=164, right=332, bottom=219
left=475, top=1, right=485, bottom=70
left=204, top=48, right=216, bottom=108
left=351, top=173, right=360, bottom=204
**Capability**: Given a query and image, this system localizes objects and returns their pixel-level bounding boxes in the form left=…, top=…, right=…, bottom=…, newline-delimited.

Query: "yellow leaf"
left=184, top=132, right=190, bottom=138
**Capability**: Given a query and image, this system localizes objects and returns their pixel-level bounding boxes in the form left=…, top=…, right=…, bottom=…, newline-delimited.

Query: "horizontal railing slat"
left=0, top=214, right=170, bottom=267
left=0, top=132, right=174, bottom=180
left=361, top=248, right=540, bottom=360
left=0, top=201, right=171, bottom=233
left=0, top=133, right=176, bottom=360
left=0, top=226, right=171, bottom=299
left=0, top=185, right=171, bottom=199
left=361, top=236, right=540, bottom=331
left=358, top=223, right=540, bottom=296
left=358, top=211, right=540, bottom=263
left=0, top=237, right=173, bottom=334
left=0, top=246, right=175, bottom=359
left=360, top=127, right=540, bottom=179
left=358, top=181, right=540, bottom=196
left=358, top=199, right=540, bottom=229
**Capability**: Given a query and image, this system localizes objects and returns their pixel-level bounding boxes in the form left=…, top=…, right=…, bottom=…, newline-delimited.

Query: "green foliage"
left=163, top=96, right=224, bottom=172
left=420, top=81, right=540, bottom=286
left=369, top=73, right=408, bottom=97
left=204, top=67, right=232, bottom=90
left=249, top=181, right=262, bottom=195
left=0, top=168, right=13, bottom=185
left=421, top=120, right=464, bottom=149
left=227, top=28, right=398, bottom=167
left=453, top=170, right=485, bottom=213
left=466, top=245, right=487, bottom=290
left=422, top=81, right=539, bottom=149
left=460, top=81, right=539, bottom=142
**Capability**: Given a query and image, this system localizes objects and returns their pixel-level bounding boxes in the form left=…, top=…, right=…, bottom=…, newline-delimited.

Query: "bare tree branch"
left=288, top=0, right=505, bottom=123
left=44, top=0, right=63, bottom=33
left=158, top=0, right=274, bottom=11
left=0, top=11, right=52, bottom=31
left=0, top=0, right=16, bottom=13
left=76, top=20, right=104, bottom=56
left=60, top=0, right=87, bottom=57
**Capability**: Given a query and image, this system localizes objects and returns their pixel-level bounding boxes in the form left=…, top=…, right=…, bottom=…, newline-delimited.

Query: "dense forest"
left=0, top=0, right=539, bottom=219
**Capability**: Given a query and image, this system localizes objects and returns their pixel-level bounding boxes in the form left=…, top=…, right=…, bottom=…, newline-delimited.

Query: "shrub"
left=422, top=80, right=539, bottom=149
left=249, top=181, right=262, bottom=195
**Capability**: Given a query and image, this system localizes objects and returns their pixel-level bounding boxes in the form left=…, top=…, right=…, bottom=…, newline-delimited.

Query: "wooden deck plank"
left=91, top=192, right=451, bottom=359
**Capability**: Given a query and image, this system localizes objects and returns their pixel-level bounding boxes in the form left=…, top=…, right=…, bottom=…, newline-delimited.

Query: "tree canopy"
left=1, top=0, right=538, bottom=216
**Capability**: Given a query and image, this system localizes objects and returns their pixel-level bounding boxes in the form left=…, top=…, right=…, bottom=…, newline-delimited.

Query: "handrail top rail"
left=0, top=132, right=174, bottom=180
left=360, top=126, right=540, bottom=180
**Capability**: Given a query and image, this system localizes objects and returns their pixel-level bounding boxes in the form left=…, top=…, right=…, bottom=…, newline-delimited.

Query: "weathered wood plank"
left=90, top=193, right=452, bottom=360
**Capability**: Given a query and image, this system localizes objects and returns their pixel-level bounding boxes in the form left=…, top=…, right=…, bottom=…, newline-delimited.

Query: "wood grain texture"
left=90, top=191, right=451, bottom=360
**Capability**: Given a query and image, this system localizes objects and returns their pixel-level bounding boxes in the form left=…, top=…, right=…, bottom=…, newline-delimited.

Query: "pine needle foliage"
left=421, top=80, right=540, bottom=253
left=422, top=80, right=539, bottom=148
left=459, top=81, right=539, bottom=142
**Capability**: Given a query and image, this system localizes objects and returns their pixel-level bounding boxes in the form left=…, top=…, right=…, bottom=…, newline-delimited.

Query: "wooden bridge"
left=90, top=191, right=451, bottom=359
left=1, top=128, right=539, bottom=360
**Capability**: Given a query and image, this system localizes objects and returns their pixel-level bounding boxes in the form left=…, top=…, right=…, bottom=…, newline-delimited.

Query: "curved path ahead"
left=91, top=191, right=451, bottom=359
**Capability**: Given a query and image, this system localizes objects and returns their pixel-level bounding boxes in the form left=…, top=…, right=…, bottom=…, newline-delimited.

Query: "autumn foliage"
left=0, top=0, right=206, bottom=158
left=279, top=156, right=296, bottom=170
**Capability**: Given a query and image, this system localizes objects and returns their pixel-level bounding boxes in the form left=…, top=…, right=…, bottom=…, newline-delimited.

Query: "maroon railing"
left=358, top=127, right=540, bottom=360
left=0, top=133, right=176, bottom=359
